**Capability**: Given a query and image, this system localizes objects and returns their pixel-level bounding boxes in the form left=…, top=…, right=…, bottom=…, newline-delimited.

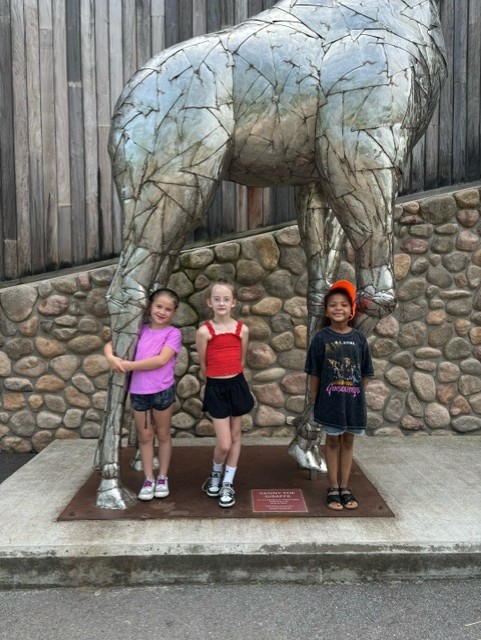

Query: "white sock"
left=213, top=461, right=224, bottom=474
left=223, top=465, right=237, bottom=485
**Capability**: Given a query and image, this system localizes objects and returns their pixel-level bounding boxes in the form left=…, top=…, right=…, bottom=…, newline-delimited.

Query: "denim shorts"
left=323, top=424, right=366, bottom=436
left=130, top=385, right=175, bottom=412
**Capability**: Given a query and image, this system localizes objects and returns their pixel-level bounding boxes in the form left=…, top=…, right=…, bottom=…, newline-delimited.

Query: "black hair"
left=323, top=287, right=353, bottom=311
left=149, top=287, right=179, bottom=309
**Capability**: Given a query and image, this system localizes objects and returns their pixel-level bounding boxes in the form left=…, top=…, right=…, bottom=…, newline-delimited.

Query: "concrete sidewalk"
left=0, top=436, right=480, bottom=588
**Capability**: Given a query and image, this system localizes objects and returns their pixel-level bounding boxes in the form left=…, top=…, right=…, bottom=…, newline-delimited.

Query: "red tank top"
left=205, top=320, right=244, bottom=378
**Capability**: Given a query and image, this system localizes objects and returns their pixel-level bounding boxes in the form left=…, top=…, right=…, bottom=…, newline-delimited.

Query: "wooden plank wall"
left=0, top=0, right=479, bottom=281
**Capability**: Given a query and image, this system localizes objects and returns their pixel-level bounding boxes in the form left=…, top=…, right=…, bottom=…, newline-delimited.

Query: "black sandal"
left=327, top=487, right=343, bottom=510
left=339, top=487, right=358, bottom=510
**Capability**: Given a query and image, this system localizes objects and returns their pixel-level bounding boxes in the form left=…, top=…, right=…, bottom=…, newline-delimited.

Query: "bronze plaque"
left=252, top=489, right=308, bottom=513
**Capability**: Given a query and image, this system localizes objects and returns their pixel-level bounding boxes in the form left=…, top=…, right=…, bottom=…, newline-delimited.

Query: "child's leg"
left=134, top=410, right=155, bottom=478
left=212, top=417, right=234, bottom=464
left=151, top=405, right=173, bottom=477
left=325, top=434, right=343, bottom=510
left=339, top=432, right=358, bottom=508
left=225, top=416, right=242, bottom=468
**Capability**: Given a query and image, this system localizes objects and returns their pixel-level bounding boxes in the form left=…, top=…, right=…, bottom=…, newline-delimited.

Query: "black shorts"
left=130, top=385, right=175, bottom=412
left=202, top=373, right=255, bottom=419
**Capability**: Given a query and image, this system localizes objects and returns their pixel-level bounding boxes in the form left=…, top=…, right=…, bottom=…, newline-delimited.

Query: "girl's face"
left=325, top=292, right=352, bottom=326
left=149, top=293, right=177, bottom=329
left=207, top=284, right=236, bottom=318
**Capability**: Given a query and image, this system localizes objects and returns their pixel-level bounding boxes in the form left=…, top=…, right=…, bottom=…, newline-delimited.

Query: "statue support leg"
left=288, top=183, right=346, bottom=474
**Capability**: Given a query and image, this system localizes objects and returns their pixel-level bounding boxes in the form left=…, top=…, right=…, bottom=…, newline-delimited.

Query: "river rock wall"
left=0, top=185, right=480, bottom=452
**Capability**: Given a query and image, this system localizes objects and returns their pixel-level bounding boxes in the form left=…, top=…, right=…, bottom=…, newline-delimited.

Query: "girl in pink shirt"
left=104, top=288, right=182, bottom=501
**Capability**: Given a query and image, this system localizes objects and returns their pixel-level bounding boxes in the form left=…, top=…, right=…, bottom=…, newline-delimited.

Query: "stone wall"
left=0, top=185, right=480, bottom=452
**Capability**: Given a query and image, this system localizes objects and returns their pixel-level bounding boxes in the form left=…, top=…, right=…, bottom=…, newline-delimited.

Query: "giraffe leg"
left=288, top=183, right=346, bottom=473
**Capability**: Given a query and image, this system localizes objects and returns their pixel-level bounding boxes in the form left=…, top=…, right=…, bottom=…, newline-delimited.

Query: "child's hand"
left=106, top=354, right=127, bottom=373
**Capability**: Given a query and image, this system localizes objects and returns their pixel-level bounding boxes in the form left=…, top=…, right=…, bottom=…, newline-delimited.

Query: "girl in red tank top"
left=196, top=279, right=254, bottom=508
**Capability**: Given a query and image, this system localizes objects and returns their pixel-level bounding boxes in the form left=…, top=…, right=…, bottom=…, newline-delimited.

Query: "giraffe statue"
left=95, top=0, right=447, bottom=508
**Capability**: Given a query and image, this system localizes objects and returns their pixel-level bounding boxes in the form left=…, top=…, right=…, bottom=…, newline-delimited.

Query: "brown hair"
left=207, top=278, right=237, bottom=299
left=149, top=287, right=180, bottom=309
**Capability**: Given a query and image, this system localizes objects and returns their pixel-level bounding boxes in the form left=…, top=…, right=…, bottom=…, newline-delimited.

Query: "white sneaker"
left=202, top=471, right=222, bottom=497
left=154, top=475, right=170, bottom=498
left=138, top=478, right=155, bottom=501
left=218, top=482, right=235, bottom=508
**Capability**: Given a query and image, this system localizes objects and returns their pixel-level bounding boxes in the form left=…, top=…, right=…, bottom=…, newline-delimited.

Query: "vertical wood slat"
left=122, top=0, right=137, bottom=83
left=39, top=0, right=59, bottom=269
left=438, top=0, right=455, bottom=186
left=25, top=0, right=45, bottom=273
left=192, top=0, right=206, bottom=36
left=178, top=0, right=193, bottom=42
left=66, top=0, right=86, bottom=264
left=164, top=0, right=179, bottom=48
left=109, top=0, right=123, bottom=251
left=466, top=0, right=481, bottom=182
left=136, top=0, right=152, bottom=67
left=53, top=0, right=72, bottom=266
left=151, top=0, right=165, bottom=54
left=81, top=0, right=99, bottom=262
left=452, top=2, right=468, bottom=183
left=0, top=0, right=16, bottom=280
left=10, top=0, right=30, bottom=277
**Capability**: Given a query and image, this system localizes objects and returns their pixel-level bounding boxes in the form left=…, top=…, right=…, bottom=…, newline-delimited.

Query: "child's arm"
left=195, top=325, right=209, bottom=380
left=103, top=342, right=127, bottom=373
left=240, top=323, right=249, bottom=367
left=309, top=375, right=321, bottom=403
left=120, top=345, right=176, bottom=372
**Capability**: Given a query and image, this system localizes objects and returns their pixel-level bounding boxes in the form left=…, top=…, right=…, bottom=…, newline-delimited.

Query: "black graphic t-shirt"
left=305, top=327, right=374, bottom=429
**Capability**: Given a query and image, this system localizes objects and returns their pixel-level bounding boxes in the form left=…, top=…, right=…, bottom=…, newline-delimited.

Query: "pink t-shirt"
left=129, top=324, right=182, bottom=395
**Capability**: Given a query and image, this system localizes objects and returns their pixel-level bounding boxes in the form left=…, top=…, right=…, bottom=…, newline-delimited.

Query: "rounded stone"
left=428, top=325, right=454, bottom=348
left=374, top=315, right=399, bottom=338
left=398, top=321, right=426, bottom=348
left=251, top=297, right=283, bottom=316
left=430, top=235, right=454, bottom=253
left=426, top=266, right=453, bottom=288
left=64, top=387, right=91, bottom=408
left=285, top=395, right=305, bottom=413
left=256, top=405, right=286, bottom=427
left=195, top=418, right=215, bottom=436
left=82, top=354, right=109, bottom=377
left=456, top=208, right=480, bottom=227
left=10, top=410, right=36, bottom=436
left=55, top=429, right=81, bottom=440
left=365, top=380, right=389, bottom=410
left=399, top=238, right=428, bottom=254
left=390, top=351, right=414, bottom=368
left=437, top=361, right=460, bottom=383
left=67, top=335, right=104, bottom=354
left=294, top=325, right=307, bottom=348
left=271, top=313, right=292, bottom=332
left=424, top=403, right=451, bottom=429
left=85, top=289, right=109, bottom=317
left=247, top=343, right=277, bottom=369
left=171, top=412, right=196, bottom=430
left=469, top=327, right=481, bottom=345
left=0, top=285, right=37, bottom=321
left=401, top=415, right=424, bottom=431
left=454, top=188, right=480, bottom=208
left=415, top=360, right=437, bottom=372
left=174, top=301, right=199, bottom=327
left=412, top=371, right=436, bottom=402
left=0, top=436, right=32, bottom=453
left=180, top=248, right=214, bottom=269
left=252, top=383, right=285, bottom=407
left=394, top=253, right=411, bottom=280
left=35, top=337, right=66, bottom=358
left=456, top=229, right=480, bottom=251
left=467, top=265, right=481, bottom=288
left=182, top=398, right=203, bottom=419
left=35, top=375, right=65, bottom=392
left=37, top=411, right=63, bottom=430
left=441, top=252, right=469, bottom=273
left=279, top=246, right=306, bottom=274
left=271, top=331, right=295, bottom=352
left=80, top=422, right=102, bottom=438
left=277, top=349, right=307, bottom=371
left=176, top=374, right=200, bottom=399
left=19, top=317, right=39, bottom=336
left=92, top=392, right=107, bottom=409
left=383, top=394, right=405, bottom=422
left=253, top=367, right=286, bottom=382
left=407, top=391, right=423, bottom=417
left=451, top=416, right=481, bottom=433
left=3, top=378, right=33, bottom=391
left=51, top=355, right=81, bottom=380
left=436, top=383, right=457, bottom=404
left=167, top=272, right=194, bottom=297
left=72, top=373, right=95, bottom=394
left=4, top=338, right=34, bottom=360
left=371, top=339, right=397, bottom=358
left=32, top=430, right=55, bottom=452
left=44, top=395, right=67, bottom=413
left=419, top=195, right=457, bottom=224
left=214, top=242, right=241, bottom=263
left=236, top=259, right=266, bottom=285
left=274, top=226, right=300, bottom=246
left=459, top=375, right=481, bottom=395
left=174, top=347, right=189, bottom=377
left=38, top=294, right=70, bottom=316
left=396, top=278, right=426, bottom=302
left=283, top=297, right=307, bottom=319
left=450, top=394, right=471, bottom=416
left=3, top=393, right=26, bottom=410
left=385, top=366, right=410, bottom=391
left=28, top=395, right=44, bottom=411
left=78, top=316, right=102, bottom=334
left=63, top=409, right=84, bottom=429
left=204, top=263, right=236, bottom=283
left=0, top=351, right=12, bottom=378
left=264, top=270, right=294, bottom=297
left=241, top=317, right=271, bottom=340
left=443, top=337, right=471, bottom=360
left=254, top=235, right=280, bottom=269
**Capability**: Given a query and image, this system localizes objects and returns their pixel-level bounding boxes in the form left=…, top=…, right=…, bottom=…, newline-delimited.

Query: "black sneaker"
left=218, top=482, right=235, bottom=508
left=202, top=471, right=222, bottom=497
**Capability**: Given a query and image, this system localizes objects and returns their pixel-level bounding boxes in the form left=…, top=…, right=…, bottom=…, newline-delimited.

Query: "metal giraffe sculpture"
left=95, top=0, right=447, bottom=508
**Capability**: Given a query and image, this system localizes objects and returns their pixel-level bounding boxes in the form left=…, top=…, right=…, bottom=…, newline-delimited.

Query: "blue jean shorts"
left=323, top=424, right=365, bottom=436
left=130, top=385, right=175, bottom=412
